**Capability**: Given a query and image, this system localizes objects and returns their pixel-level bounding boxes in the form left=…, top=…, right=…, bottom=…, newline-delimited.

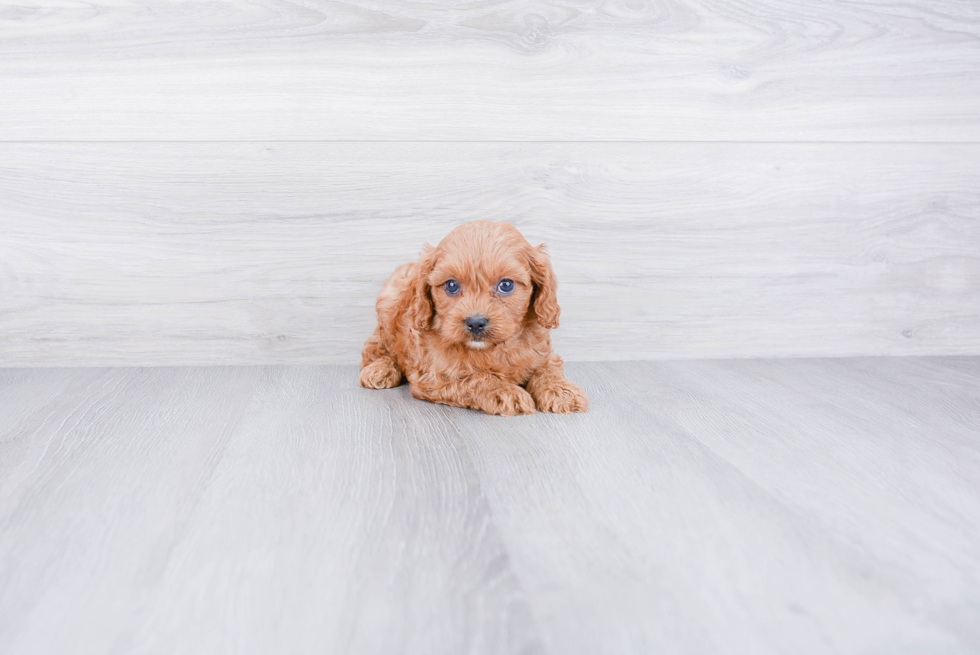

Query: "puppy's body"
left=360, top=221, right=588, bottom=416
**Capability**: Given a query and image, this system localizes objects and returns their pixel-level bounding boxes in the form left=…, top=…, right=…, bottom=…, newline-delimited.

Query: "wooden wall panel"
left=0, top=0, right=978, bottom=141
left=2, top=142, right=977, bottom=366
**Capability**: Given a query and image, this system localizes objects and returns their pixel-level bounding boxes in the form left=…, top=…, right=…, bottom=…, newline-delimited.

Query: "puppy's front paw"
left=359, top=359, right=403, bottom=389
left=532, top=380, right=588, bottom=413
left=479, top=383, right=536, bottom=416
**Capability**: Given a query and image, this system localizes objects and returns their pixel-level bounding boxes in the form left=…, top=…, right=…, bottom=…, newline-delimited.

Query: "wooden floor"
left=1, top=358, right=978, bottom=654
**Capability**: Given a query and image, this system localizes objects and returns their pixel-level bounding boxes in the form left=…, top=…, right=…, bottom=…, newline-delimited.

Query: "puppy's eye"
left=496, top=279, right=515, bottom=295
left=444, top=279, right=460, bottom=295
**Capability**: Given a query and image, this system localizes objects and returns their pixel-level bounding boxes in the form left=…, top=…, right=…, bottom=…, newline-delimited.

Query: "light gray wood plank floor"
left=1, top=358, right=978, bottom=654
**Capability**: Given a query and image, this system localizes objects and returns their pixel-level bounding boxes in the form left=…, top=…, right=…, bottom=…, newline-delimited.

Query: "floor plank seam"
left=440, top=408, right=556, bottom=655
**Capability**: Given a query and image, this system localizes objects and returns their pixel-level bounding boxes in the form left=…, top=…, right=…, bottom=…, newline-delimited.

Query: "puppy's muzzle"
left=465, top=315, right=489, bottom=335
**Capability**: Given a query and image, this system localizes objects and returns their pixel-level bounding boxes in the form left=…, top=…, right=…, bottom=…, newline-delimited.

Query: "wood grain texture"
left=2, top=142, right=978, bottom=366
left=1, top=358, right=979, bottom=653
left=0, top=365, right=541, bottom=655
left=1, top=0, right=979, bottom=140
left=457, top=358, right=980, bottom=653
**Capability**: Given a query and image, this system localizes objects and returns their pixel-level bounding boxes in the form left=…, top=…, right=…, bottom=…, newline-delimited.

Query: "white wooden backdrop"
left=1, top=0, right=979, bottom=365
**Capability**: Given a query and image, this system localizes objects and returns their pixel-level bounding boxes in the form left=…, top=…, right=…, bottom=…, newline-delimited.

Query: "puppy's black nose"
left=465, top=315, right=489, bottom=334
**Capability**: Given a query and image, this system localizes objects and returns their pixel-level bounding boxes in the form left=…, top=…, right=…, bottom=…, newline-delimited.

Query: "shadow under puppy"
left=360, top=221, right=588, bottom=416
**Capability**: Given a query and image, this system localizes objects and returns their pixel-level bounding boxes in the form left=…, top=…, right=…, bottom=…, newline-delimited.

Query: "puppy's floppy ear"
left=409, top=245, right=437, bottom=331
left=527, top=243, right=560, bottom=329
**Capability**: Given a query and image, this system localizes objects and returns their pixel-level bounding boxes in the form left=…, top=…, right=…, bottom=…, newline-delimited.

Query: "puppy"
left=359, top=221, right=588, bottom=416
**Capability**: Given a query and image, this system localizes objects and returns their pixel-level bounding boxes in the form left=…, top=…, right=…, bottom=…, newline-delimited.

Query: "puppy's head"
left=410, top=221, right=559, bottom=349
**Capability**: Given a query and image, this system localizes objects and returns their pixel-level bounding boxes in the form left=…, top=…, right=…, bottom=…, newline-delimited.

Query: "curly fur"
left=359, top=221, right=588, bottom=416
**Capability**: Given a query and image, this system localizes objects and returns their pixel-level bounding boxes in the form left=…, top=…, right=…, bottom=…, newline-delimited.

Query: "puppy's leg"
left=359, top=329, right=403, bottom=389
left=526, top=355, right=588, bottom=413
left=411, top=374, right=536, bottom=416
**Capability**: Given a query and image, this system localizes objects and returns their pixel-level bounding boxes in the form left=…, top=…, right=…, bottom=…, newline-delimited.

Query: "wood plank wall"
left=1, top=1, right=978, bottom=365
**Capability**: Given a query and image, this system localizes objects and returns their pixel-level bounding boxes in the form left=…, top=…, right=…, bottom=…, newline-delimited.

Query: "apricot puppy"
left=360, top=221, right=588, bottom=416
